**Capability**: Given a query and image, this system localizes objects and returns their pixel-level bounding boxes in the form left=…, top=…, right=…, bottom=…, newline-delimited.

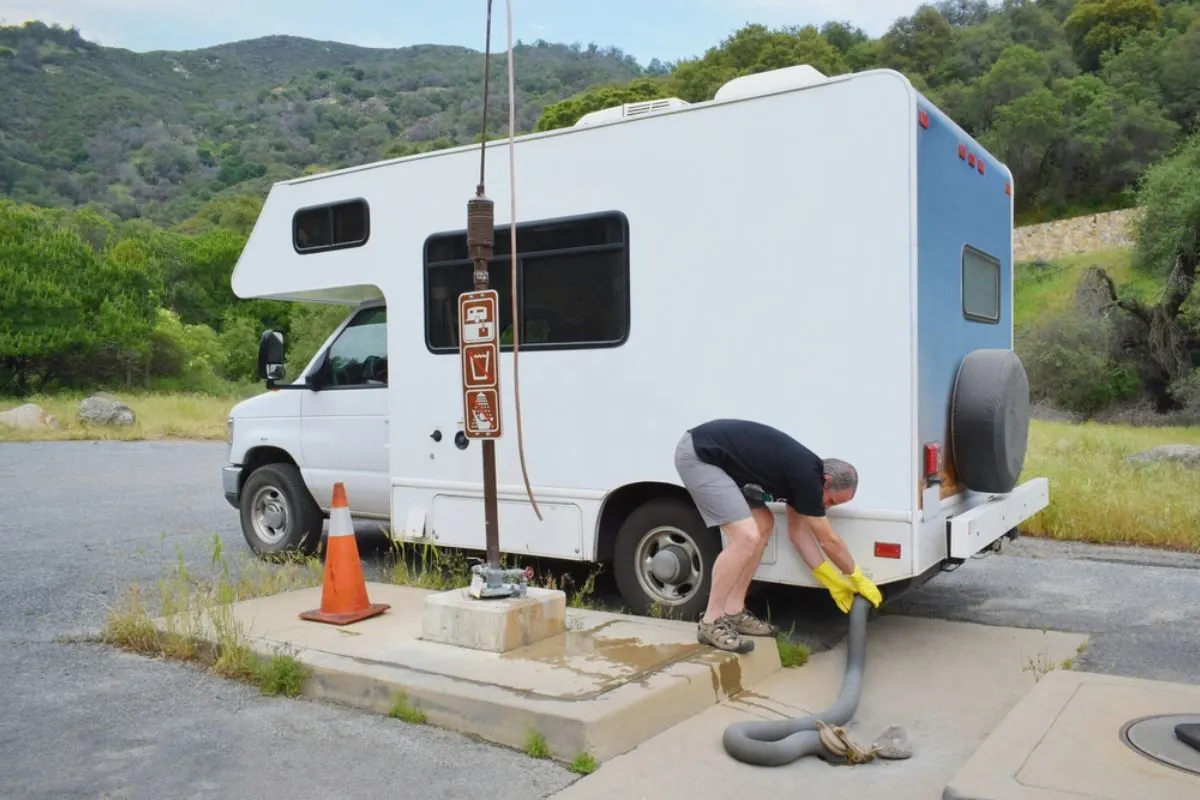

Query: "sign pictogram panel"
left=462, top=343, right=496, bottom=389
left=458, top=290, right=502, bottom=439
left=465, top=389, right=501, bottom=438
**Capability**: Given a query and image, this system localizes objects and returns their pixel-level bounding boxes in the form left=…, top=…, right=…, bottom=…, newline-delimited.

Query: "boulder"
left=78, top=395, right=135, bottom=426
left=1125, top=444, right=1200, bottom=468
left=0, top=403, right=59, bottom=430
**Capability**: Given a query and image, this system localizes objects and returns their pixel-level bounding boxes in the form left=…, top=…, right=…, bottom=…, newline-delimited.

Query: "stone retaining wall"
left=1013, top=207, right=1142, bottom=262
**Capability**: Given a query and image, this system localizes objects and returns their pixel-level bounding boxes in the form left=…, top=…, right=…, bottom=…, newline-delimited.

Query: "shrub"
left=1017, top=308, right=1140, bottom=415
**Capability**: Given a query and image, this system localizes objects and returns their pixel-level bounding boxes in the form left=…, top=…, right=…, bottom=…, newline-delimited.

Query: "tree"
left=0, top=201, right=159, bottom=393
left=1090, top=132, right=1200, bottom=409
left=535, top=78, right=677, bottom=131
left=1063, top=0, right=1164, bottom=71
left=667, top=23, right=848, bottom=103
left=877, top=5, right=957, bottom=82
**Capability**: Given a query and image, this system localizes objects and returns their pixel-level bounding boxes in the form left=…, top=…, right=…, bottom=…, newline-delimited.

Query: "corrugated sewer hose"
left=722, top=595, right=872, bottom=766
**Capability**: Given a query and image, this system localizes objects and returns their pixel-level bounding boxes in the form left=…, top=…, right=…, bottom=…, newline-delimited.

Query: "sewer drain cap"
left=1119, top=713, right=1200, bottom=777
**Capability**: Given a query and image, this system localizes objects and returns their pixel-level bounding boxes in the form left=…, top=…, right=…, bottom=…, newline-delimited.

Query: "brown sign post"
left=458, top=285, right=502, bottom=570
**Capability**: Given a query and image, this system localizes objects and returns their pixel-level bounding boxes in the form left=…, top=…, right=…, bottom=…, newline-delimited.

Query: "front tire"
left=239, top=463, right=324, bottom=558
left=612, top=497, right=722, bottom=619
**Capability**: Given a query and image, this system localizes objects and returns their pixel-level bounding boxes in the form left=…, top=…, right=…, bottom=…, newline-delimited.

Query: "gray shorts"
left=674, top=431, right=768, bottom=528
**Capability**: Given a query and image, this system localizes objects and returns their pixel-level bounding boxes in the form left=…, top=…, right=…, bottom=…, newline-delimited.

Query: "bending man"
left=674, top=418, right=883, bottom=653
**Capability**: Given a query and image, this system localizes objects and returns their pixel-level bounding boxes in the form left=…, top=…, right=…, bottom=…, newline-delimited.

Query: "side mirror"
left=257, top=330, right=286, bottom=383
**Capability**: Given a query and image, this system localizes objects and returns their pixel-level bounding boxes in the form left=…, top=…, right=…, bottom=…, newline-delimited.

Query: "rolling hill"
left=0, top=21, right=652, bottom=224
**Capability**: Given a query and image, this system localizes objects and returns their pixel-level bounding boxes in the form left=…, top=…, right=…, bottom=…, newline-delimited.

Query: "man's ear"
left=823, top=474, right=831, bottom=488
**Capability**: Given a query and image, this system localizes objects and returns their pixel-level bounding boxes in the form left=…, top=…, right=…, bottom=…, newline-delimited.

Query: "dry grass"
left=1020, top=419, right=1200, bottom=552
left=100, top=535, right=323, bottom=695
left=0, top=390, right=247, bottom=442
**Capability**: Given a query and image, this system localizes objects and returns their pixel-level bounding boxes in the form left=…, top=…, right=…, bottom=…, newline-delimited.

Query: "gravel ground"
left=2, top=440, right=1197, bottom=799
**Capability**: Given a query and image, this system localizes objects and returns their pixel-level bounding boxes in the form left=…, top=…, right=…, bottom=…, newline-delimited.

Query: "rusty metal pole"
left=466, top=191, right=500, bottom=571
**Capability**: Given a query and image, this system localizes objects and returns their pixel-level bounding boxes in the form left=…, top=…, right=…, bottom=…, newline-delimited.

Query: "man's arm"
left=787, top=509, right=857, bottom=576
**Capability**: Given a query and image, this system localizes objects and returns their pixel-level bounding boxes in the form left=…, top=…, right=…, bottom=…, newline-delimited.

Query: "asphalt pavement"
left=1, top=440, right=1197, bottom=799
left=0, top=441, right=577, bottom=800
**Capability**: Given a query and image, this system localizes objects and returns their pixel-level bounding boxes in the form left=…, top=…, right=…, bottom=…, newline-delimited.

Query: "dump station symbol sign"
left=458, top=289, right=502, bottom=439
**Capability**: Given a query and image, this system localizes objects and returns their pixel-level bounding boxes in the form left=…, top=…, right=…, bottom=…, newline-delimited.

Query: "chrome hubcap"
left=251, top=486, right=289, bottom=544
left=634, top=526, right=704, bottom=606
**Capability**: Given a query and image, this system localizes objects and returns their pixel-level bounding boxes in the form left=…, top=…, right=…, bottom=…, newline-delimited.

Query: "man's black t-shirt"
left=688, top=419, right=826, bottom=517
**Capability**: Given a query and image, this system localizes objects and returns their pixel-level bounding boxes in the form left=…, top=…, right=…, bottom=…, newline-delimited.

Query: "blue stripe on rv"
left=915, top=97, right=1013, bottom=494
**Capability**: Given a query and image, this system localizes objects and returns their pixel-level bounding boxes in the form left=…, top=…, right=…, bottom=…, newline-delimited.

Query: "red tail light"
left=923, top=443, right=942, bottom=478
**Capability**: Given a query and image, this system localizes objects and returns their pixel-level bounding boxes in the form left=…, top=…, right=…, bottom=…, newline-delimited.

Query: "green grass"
left=774, top=626, right=811, bottom=668
left=1013, top=246, right=1157, bottom=330
left=388, top=690, right=428, bottom=725
left=1020, top=419, right=1200, bottom=551
left=0, top=389, right=251, bottom=442
left=568, top=752, right=598, bottom=775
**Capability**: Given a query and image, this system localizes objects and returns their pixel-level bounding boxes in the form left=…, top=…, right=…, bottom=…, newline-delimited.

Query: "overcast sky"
left=0, top=0, right=928, bottom=64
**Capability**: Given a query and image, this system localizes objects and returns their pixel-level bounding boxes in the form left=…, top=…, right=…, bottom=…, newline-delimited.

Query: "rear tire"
left=239, top=463, right=324, bottom=558
left=612, top=497, right=722, bottom=620
left=950, top=349, right=1031, bottom=494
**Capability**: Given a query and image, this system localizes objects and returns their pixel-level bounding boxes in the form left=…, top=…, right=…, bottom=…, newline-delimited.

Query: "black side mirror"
left=257, top=330, right=286, bottom=383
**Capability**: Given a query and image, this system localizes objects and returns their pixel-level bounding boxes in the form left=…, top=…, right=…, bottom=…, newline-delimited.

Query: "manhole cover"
left=1119, top=714, right=1200, bottom=777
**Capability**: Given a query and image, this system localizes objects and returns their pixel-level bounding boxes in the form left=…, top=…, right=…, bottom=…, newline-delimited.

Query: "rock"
left=78, top=395, right=135, bottom=426
left=0, top=403, right=59, bottom=430
left=1125, top=445, right=1200, bottom=468
left=871, top=725, right=912, bottom=760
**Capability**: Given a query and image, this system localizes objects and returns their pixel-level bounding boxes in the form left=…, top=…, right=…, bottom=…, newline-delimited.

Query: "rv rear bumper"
left=947, top=477, right=1050, bottom=560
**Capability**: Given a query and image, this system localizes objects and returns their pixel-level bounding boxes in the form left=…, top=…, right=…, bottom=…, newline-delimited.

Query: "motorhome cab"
left=222, top=64, right=1050, bottom=618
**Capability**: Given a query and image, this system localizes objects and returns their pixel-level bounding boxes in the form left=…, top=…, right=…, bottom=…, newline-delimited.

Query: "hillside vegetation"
left=0, top=21, right=649, bottom=225
left=1, top=2, right=1198, bottom=422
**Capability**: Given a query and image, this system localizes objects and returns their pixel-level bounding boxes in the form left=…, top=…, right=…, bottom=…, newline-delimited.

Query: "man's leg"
left=718, top=495, right=777, bottom=636
left=703, top=516, right=760, bottom=625
left=674, top=432, right=758, bottom=653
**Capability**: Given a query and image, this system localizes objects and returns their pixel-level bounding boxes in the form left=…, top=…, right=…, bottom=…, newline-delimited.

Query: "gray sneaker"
left=698, top=617, right=755, bottom=654
left=721, top=609, right=777, bottom=637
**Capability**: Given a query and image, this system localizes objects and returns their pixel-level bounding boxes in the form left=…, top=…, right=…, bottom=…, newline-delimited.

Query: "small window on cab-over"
left=293, top=198, right=370, bottom=254
left=962, top=245, right=1001, bottom=323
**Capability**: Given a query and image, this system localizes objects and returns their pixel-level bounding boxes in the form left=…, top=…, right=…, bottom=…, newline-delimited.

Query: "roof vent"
left=713, top=64, right=828, bottom=103
left=573, top=97, right=691, bottom=127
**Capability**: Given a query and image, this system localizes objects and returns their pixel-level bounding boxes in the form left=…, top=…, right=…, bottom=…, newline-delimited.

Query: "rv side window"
left=961, top=246, right=1000, bottom=323
left=293, top=198, right=370, bottom=254
left=318, top=306, right=388, bottom=388
left=423, top=211, right=630, bottom=353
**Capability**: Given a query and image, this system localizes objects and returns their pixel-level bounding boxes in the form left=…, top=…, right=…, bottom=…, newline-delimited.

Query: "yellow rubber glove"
left=811, top=560, right=855, bottom=614
left=848, top=565, right=883, bottom=608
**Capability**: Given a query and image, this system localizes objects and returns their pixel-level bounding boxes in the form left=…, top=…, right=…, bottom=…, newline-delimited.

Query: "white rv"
left=222, top=64, right=1050, bottom=618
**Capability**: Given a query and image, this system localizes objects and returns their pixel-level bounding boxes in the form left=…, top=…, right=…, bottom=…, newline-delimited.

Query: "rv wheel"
left=612, top=497, right=721, bottom=620
left=239, top=463, right=324, bottom=559
left=950, top=349, right=1031, bottom=495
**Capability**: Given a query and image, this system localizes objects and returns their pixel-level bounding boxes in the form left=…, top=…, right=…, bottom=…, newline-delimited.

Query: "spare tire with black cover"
left=949, top=348, right=1031, bottom=495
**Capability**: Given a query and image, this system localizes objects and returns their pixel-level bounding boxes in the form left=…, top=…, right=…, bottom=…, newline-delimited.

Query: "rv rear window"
left=962, top=245, right=1000, bottom=323
left=423, top=211, right=630, bottom=353
left=293, top=198, right=370, bottom=254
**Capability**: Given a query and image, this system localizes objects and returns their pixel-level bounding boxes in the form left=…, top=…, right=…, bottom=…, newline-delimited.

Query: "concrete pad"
left=944, top=669, right=1200, bottom=800
left=421, top=586, right=566, bottom=653
left=157, top=583, right=780, bottom=763
left=549, top=616, right=1088, bottom=800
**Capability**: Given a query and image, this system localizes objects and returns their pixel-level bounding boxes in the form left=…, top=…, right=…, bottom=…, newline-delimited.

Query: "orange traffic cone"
left=299, top=482, right=390, bottom=625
